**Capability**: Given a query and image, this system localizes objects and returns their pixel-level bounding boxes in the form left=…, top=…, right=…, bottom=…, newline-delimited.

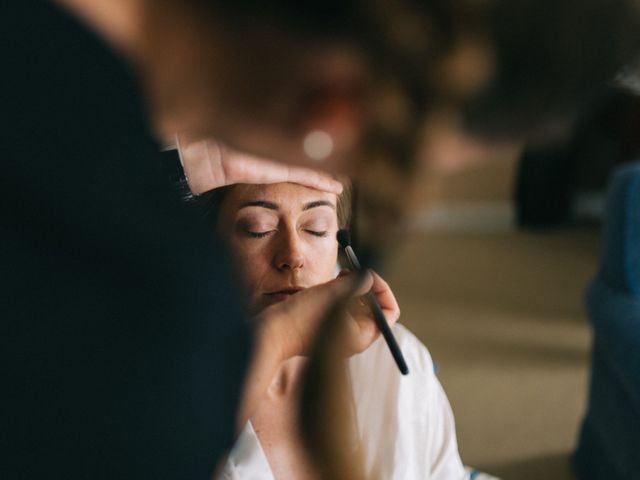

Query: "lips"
left=263, top=287, right=304, bottom=304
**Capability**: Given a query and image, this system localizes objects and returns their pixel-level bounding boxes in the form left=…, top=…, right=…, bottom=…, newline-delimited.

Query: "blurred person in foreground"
left=2, top=1, right=640, bottom=479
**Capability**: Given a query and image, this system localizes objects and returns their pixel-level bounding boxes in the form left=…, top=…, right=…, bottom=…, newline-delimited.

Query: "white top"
left=219, top=324, right=469, bottom=480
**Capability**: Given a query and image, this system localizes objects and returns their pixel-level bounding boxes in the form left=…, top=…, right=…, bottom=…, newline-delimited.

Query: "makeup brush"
left=337, top=229, right=409, bottom=375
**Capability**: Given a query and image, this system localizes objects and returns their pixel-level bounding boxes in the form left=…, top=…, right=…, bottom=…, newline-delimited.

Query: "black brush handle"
left=365, top=290, right=409, bottom=375
left=342, top=242, right=409, bottom=375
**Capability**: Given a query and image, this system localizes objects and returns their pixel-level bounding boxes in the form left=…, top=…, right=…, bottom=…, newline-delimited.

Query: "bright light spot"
left=303, top=130, right=333, bottom=161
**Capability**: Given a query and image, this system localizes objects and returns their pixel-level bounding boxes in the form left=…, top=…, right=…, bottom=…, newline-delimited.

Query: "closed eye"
left=246, top=230, right=275, bottom=238
left=305, top=230, right=328, bottom=237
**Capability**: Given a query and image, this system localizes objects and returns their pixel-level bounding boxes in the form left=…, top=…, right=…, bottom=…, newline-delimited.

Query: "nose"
left=274, top=230, right=304, bottom=271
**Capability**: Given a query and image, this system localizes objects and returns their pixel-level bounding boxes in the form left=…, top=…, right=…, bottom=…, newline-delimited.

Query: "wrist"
left=254, top=309, right=288, bottom=365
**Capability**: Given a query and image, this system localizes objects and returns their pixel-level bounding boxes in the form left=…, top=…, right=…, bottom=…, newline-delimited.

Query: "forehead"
left=224, top=183, right=338, bottom=210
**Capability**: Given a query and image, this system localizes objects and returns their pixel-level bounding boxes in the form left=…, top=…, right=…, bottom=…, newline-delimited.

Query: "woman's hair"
left=197, top=180, right=353, bottom=230
left=335, top=180, right=353, bottom=230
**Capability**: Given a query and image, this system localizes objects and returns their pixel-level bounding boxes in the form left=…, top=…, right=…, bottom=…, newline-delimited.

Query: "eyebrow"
left=238, top=200, right=336, bottom=211
left=239, top=201, right=278, bottom=210
left=303, top=200, right=335, bottom=211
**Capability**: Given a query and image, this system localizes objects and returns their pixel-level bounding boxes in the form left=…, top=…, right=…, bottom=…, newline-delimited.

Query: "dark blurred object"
left=300, top=292, right=368, bottom=480
left=160, top=148, right=185, bottom=186
left=573, top=162, right=640, bottom=479
left=515, top=144, right=574, bottom=229
left=461, top=0, right=640, bottom=142
left=0, top=3, right=249, bottom=479
left=515, top=89, right=640, bottom=229
left=160, top=148, right=198, bottom=204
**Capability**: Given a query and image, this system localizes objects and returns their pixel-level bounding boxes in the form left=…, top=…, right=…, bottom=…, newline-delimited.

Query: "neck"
left=55, top=0, right=145, bottom=61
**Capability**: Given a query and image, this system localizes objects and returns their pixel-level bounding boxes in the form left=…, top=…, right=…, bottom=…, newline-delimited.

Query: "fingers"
left=177, top=134, right=343, bottom=195
left=257, top=271, right=398, bottom=360
left=176, top=135, right=226, bottom=194
left=285, top=165, right=344, bottom=194
left=226, top=152, right=343, bottom=194
left=344, top=311, right=380, bottom=353
left=340, top=269, right=399, bottom=326
left=368, top=271, right=400, bottom=326
left=295, top=274, right=362, bottom=310
left=348, top=270, right=374, bottom=296
left=339, top=269, right=400, bottom=355
left=179, top=139, right=288, bottom=193
left=259, top=274, right=363, bottom=360
left=221, top=149, right=290, bottom=186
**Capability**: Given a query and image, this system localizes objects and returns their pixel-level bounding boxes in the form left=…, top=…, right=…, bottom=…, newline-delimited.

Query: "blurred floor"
left=384, top=156, right=600, bottom=479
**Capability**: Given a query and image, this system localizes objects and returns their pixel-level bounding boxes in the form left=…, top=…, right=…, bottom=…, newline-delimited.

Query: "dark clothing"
left=0, top=2, right=250, bottom=478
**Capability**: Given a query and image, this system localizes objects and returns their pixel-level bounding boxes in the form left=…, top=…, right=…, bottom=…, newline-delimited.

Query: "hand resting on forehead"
left=176, top=134, right=344, bottom=196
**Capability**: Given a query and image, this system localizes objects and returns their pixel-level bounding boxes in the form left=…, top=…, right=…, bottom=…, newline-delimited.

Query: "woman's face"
left=218, top=183, right=340, bottom=313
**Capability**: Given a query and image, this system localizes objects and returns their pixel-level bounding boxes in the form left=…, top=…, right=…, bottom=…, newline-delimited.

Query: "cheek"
left=306, top=240, right=339, bottom=281
left=228, top=239, right=270, bottom=290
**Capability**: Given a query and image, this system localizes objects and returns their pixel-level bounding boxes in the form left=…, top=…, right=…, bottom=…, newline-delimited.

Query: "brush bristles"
left=336, top=229, right=351, bottom=248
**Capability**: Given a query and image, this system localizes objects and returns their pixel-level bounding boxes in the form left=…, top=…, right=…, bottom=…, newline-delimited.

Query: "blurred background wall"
left=386, top=149, right=600, bottom=480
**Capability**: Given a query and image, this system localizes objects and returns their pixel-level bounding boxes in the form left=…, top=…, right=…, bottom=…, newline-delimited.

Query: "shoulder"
left=348, top=323, right=441, bottom=410
left=349, top=325, right=465, bottom=478
left=393, top=323, right=436, bottom=372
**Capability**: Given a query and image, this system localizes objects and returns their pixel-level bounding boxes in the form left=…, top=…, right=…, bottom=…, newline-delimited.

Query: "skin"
left=217, top=183, right=400, bottom=479
left=37, top=2, right=633, bottom=477
left=56, top=0, right=366, bottom=170
left=54, top=1, right=359, bottom=446
left=176, top=138, right=344, bottom=196
left=218, top=183, right=341, bottom=314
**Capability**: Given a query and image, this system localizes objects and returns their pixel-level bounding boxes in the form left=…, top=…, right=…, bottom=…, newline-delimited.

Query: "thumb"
left=283, top=272, right=369, bottom=318
left=318, top=271, right=373, bottom=302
